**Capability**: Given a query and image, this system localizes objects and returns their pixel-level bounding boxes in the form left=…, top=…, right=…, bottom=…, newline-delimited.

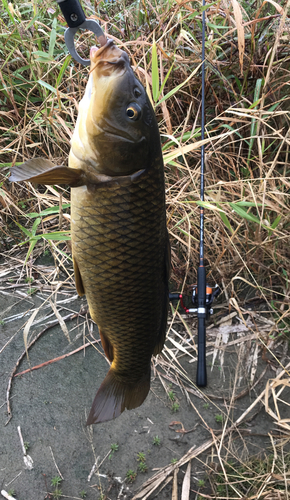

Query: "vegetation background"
left=0, top=0, right=290, bottom=498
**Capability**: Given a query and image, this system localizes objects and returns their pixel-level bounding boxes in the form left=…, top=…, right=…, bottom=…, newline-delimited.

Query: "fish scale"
left=72, top=166, right=166, bottom=376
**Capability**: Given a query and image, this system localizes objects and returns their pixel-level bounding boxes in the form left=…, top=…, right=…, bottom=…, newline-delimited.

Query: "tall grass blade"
left=229, top=203, right=260, bottom=224
left=247, top=78, right=262, bottom=163
left=151, top=38, right=159, bottom=102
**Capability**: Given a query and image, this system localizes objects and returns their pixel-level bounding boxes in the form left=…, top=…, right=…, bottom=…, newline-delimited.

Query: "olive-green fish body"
left=9, top=40, right=169, bottom=424
left=72, top=160, right=168, bottom=422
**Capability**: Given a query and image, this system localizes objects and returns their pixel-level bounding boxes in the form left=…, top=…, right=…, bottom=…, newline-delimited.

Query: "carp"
left=10, top=40, right=170, bottom=424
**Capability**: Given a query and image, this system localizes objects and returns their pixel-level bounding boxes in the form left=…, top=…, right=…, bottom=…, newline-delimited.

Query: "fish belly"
left=71, top=165, right=167, bottom=383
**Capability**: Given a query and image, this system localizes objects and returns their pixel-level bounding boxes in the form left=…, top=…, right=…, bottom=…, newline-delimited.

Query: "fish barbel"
left=10, top=40, right=170, bottom=424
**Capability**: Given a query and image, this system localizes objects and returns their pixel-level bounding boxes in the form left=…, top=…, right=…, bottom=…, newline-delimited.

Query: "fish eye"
left=134, top=88, right=142, bottom=98
left=126, top=103, right=142, bottom=121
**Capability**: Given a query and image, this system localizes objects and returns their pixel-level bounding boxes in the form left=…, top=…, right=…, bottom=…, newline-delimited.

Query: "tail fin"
left=86, top=368, right=150, bottom=425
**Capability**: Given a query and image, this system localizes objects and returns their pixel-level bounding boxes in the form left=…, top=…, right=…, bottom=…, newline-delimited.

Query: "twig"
left=17, top=426, right=33, bottom=470
left=88, top=457, right=99, bottom=482
left=5, top=312, right=79, bottom=425
left=17, top=425, right=27, bottom=456
left=49, top=446, right=64, bottom=480
left=4, top=472, right=22, bottom=488
left=1, top=491, right=17, bottom=500
left=14, top=340, right=99, bottom=377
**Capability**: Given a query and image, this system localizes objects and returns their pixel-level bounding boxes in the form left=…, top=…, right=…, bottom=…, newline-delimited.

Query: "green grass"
left=108, top=442, right=119, bottom=460
left=126, top=469, right=137, bottom=483
left=137, top=452, right=146, bottom=462
left=153, top=435, right=161, bottom=446
left=171, top=402, right=180, bottom=413
left=207, top=454, right=290, bottom=498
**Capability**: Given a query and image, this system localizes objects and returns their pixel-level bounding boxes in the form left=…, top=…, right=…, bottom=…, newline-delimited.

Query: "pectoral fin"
left=9, top=158, right=86, bottom=187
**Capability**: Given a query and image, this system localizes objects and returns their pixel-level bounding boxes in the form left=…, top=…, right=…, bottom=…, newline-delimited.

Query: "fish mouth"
left=90, top=40, right=129, bottom=78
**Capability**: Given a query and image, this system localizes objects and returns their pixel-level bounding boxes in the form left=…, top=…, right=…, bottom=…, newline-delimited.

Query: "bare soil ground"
left=1, top=254, right=289, bottom=500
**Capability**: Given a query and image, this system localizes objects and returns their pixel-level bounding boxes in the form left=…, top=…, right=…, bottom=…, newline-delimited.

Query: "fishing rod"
left=197, top=0, right=208, bottom=387
left=57, top=0, right=221, bottom=385
left=170, top=1, right=220, bottom=387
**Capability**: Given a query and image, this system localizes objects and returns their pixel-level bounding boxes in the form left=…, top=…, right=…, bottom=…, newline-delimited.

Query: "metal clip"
left=64, top=20, right=106, bottom=65
left=57, top=0, right=107, bottom=66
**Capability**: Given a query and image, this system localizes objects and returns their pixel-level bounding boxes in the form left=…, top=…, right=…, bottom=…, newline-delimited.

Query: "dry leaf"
left=50, top=300, right=71, bottom=343
left=231, top=0, right=245, bottom=75
left=163, top=130, right=233, bottom=164
left=263, top=0, right=283, bottom=13
left=23, top=308, right=39, bottom=361
left=265, top=378, right=290, bottom=432
left=181, top=461, right=191, bottom=500
left=171, top=468, right=179, bottom=500
left=161, top=100, right=173, bottom=135
left=249, top=342, right=259, bottom=384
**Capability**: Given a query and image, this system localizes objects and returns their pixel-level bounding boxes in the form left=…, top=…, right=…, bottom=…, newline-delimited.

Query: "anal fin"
left=73, top=257, right=85, bottom=296
left=99, top=329, right=114, bottom=362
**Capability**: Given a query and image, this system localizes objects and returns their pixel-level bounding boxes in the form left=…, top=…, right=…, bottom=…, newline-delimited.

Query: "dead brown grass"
left=0, top=0, right=290, bottom=498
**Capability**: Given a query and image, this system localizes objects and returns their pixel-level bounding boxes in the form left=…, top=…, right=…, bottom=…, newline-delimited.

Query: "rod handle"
left=196, top=317, right=207, bottom=387
left=197, top=265, right=207, bottom=387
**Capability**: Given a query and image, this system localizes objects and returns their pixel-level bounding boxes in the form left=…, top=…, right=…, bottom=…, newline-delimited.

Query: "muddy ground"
left=0, top=257, right=289, bottom=500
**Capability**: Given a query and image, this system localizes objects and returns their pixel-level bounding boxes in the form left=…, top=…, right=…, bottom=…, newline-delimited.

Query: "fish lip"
left=97, top=121, right=145, bottom=143
left=101, top=131, right=145, bottom=143
left=90, top=39, right=115, bottom=60
left=90, top=39, right=129, bottom=75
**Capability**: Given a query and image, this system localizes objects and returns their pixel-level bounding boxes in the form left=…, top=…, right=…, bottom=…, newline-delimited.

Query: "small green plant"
left=171, top=458, right=177, bottom=464
left=137, top=452, right=146, bottom=462
left=25, top=276, right=33, bottom=283
left=27, top=287, right=37, bottom=295
left=7, top=490, right=15, bottom=497
left=215, top=414, right=223, bottom=424
left=171, top=402, right=180, bottom=413
left=79, top=490, right=87, bottom=498
left=126, top=469, right=137, bottom=483
left=153, top=435, right=161, bottom=446
left=203, top=403, right=209, bottom=410
left=0, top=320, right=5, bottom=326
left=24, top=441, right=30, bottom=451
left=109, top=442, right=119, bottom=459
left=51, top=476, right=62, bottom=487
left=198, top=479, right=205, bottom=488
left=52, top=489, right=62, bottom=500
left=168, top=390, right=175, bottom=401
left=138, top=461, right=148, bottom=473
